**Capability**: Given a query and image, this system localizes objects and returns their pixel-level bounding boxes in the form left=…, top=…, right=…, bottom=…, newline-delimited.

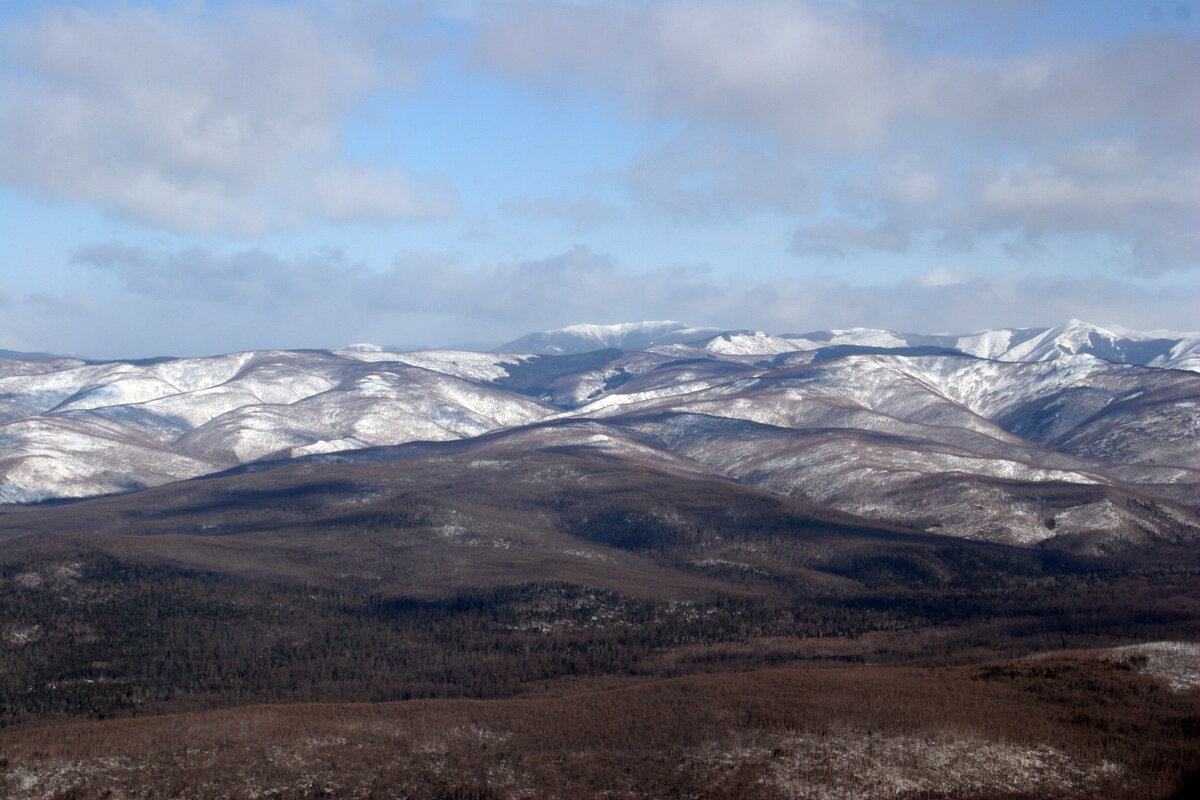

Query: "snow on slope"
left=1002, top=319, right=1124, bottom=362
left=0, top=416, right=214, bottom=504
left=607, top=413, right=1180, bottom=546
left=700, top=331, right=806, bottom=355
left=782, top=327, right=952, bottom=352
left=886, top=353, right=1151, bottom=425
left=0, top=357, right=87, bottom=380
left=494, top=319, right=1200, bottom=371
left=563, top=354, right=1110, bottom=468
left=952, top=328, right=1025, bottom=359
left=1153, top=338, right=1200, bottom=372
left=1102, top=642, right=1200, bottom=691
left=589, top=348, right=1200, bottom=477
left=3, top=324, right=1199, bottom=550
left=175, top=365, right=551, bottom=464
left=777, top=320, right=1200, bottom=370
left=336, top=349, right=533, bottom=383
left=0, top=351, right=555, bottom=503
left=993, top=319, right=1197, bottom=370
left=848, top=354, right=1200, bottom=473
left=559, top=321, right=685, bottom=340
left=497, top=320, right=685, bottom=354
left=0, top=351, right=266, bottom=421
left=549, top=351, right=1200, bottom=545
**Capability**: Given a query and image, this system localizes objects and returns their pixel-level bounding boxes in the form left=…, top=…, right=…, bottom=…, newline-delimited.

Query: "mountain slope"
left=0, top=350, right=555, bottom=503
left=0, top=442, right=952, bottom=601
left=494, top=319, right=1200, bottom=371
left=2, top=323, right=1198, bottom=553
left=528, top=352, right=1200, bottom=548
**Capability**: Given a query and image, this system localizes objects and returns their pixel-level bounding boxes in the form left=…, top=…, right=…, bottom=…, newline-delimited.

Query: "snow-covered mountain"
left=692, top=330, right=808, bottom=356
left=537, top=352, right=1200, bottom=547
left=0, top=348, right=73, bottom=361
left=2, top=320, right=1198, bottom=553
left=0, top=349, right=550, bottom=504
left=496, top=319, right=1200, bottom=372
left=998, top=320, right=1184, bottom=366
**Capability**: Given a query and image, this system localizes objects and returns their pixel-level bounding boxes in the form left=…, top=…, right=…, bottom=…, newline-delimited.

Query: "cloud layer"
left=0, top=242, right=1189, bottom=358
left=0, top=1, right=1194, bottom=357
left=479, top=0, right=1200, bottom=272
left=0, top=4, right=454, bottom=234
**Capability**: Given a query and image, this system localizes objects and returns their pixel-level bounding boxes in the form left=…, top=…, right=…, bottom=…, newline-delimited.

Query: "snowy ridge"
left=544, top=350, right=1200, bottom=547
left=0, top=350, right=552, bottom=504
left=781, top=328, right=911, bottom=350
left=1149, top=337, right=1200, bottom=373
left=2, top=322, right=1198, bottom=552
left=953, top=328, right=1024, bottom=359
left=701, top=331, right=805, bottom=355
left=1004, top=320, right=1129, bottom=362
left=337, top=349, right=533, bottom=383
left=495, top=319, right=1200, bottom=371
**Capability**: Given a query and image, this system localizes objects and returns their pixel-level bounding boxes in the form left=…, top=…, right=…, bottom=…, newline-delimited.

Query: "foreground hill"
left=0, top=443, right=982, bottom=599
left=3, top=441, right=1199, bottom=727
left=4, top=649, right=1198, bottom=800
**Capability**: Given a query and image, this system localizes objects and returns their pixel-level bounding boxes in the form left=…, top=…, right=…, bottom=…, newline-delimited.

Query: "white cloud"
left=792, top=220, right=912, bottom=257
left=914, top=265, right=972, bottom=288
left=478, top=0, right=900, bottom=151
left=0, top=3, right=453, bottom=234
left=966, top=141, right=1200, bottom=273
left=6, top=241, right=1187, bottom=358
left=476, top=1, right=1200, bottom=272
left=310, top=166, right=456, bottom=223
left=628, top=129, right=818, bottom=220
left=479, top=1, right=1200, bottom=151
left=796, top=139, right=1200, bottom=271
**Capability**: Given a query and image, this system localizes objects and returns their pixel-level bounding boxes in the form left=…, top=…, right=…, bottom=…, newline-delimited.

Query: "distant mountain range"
left=1, top=319, right=1197, bottom=554
left=494, top=319, right=1200, bottom=371
left=0, top=348, right=72, bottom=361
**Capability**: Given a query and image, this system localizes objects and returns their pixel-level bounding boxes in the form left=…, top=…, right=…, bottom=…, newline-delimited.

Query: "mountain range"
left=496, top=318, right=1200, bottom=370
left=2, top=318, right=1197, bottom=555
left=4, top=318, right=1200, bottom=799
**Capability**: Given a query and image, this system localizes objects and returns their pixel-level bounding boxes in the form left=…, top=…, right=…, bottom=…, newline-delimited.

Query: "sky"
left=0, top=0, right=1197, bottom=357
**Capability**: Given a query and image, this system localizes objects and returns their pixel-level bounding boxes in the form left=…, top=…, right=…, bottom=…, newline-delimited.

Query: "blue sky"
left=0, top=0, right=1197, bottom=357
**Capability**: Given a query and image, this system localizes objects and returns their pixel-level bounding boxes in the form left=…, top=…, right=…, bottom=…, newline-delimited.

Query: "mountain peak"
left=1056, top=319, right=1117, bottom=336
left=1000, top=319, right=1181, bottom=364
left=492, top=320, right=1200, bottom=366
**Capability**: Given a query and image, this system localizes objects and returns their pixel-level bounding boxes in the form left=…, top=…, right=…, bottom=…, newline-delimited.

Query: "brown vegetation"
left=1, top=448, right=1198, bottom=797
left=2, top=654, right=1197, bottom=799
